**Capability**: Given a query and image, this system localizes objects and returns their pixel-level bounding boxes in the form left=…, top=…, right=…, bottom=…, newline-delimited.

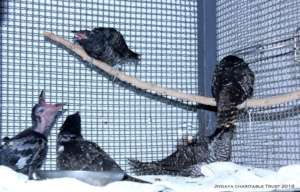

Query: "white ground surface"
left=0, top=162, right=299, bottom=192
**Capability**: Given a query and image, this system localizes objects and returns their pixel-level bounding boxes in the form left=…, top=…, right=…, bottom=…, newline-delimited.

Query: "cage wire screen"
left=0, top=0, right=199, bottom=171
left=217, top=0, right=300, bottom=169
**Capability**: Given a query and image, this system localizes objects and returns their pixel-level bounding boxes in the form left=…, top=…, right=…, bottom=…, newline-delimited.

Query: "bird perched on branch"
left=57, top=112, right=149, bottom=183
left=211, top=55, right=255, bottom=136
left=0, top=91, right=65, bottom=179
left=72, top=27, right=140, bottom=67
left=129, top=55, right=255, bottom=177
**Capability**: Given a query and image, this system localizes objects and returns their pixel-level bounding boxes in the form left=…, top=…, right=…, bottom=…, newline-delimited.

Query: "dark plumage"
left=129, top=130, right=233, bottom=177
left=129, top=55, right=255, bottom=177
left=72, top=27, right=140, bottom=66
left=0, top=91, right=64, bottom=179
left=57, top=112, right=149, bottom=183
left=212, top=55, right=255, bottom=136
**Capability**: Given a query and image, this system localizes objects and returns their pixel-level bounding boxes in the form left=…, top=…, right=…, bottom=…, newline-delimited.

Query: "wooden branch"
left=43, top=32, right=300, bottom=109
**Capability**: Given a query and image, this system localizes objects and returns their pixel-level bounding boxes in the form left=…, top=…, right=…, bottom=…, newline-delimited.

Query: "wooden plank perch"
left=43, top=32, right=300, bottom=109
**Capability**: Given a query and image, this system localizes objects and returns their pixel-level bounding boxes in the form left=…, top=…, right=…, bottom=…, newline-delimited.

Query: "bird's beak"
left=38, top=91, right=67, bottom=113
left=55, top=102, right=68, bottom=107
left=72, top=31, right=88, bottom=40
left=54, top=103, right=67, bottom=114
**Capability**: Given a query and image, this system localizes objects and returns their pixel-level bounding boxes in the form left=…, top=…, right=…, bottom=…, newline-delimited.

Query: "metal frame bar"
left=197, top=0, right=217, bottom=135
left=0, top=0, right=5, bottom=141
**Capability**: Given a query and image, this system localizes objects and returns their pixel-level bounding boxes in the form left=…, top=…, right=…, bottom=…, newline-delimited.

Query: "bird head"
left=219, top=55, right=247, bottom=69
left=60, top=112, right=81, bottom=134
left=57, top=112, right=82, bottom=143
left=32, top=90, right=66, bottom=136
left=72, top=30, right=90, bottom=42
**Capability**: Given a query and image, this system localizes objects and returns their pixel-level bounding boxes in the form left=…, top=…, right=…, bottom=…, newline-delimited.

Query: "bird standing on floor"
left=129, top=55, right=255, bottom=177
left=56, top=112, right=149, bottom=183
left=72, top=27, right=140, bottom=66
left=0, top=91, right=65, bottom=179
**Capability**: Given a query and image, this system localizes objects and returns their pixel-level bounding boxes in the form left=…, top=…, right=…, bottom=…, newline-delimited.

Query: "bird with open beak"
left=0, top=91, right=66, bottom=179
left=72, top=27, right=140, bottom=67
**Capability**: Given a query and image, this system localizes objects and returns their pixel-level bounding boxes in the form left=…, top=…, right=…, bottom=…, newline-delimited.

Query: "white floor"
left=0, top=162, right=299, bottom=192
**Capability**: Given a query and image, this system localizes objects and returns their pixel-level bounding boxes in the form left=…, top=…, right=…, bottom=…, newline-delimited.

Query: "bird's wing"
left=157, top=137, right=209, bottom=168
left=1, top=130, right=47, bottom=174
left=80, top=141, right=122, bottom=172
left=105, top=29, right=137, bottom=59
left=58, top=140, right=122, bottom=172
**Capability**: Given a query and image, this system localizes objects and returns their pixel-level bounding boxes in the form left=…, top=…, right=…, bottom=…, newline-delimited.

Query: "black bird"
left=57, top=112, right=149, bottom=183
left=0, top=91, right=65, bottom=179
left=211, top=55, right=255, bottom=136
left=72, top=27, right=140, bottom=66
left=129, top=55, right=255, bottom=177
left=129, top=130, right=233, bottom=177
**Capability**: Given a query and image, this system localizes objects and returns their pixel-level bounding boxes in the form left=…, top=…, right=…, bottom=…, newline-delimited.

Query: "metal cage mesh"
left=0, top=0, right=199, bottom=171
left=217, top=0, right=300, bottom=169
left=2, top=0, right=300, bottom=174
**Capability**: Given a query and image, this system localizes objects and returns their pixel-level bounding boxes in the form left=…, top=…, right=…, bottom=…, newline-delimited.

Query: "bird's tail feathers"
left=128, top=159, right=161, bottom=175
left=128, top=159, right=182, bottom=176
left=127, top=50, right=141, bottom=62
left=122, top=173, right=151, bottom=184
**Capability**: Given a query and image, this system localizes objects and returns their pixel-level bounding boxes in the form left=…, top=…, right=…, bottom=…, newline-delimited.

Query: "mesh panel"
left=217, top=0, right=300, bottom=169
left=0, top=0, right=199, bottom=171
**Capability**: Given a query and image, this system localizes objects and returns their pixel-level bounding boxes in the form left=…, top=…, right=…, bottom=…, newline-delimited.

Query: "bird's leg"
left=27, top=153, right=39, bottom=180
left=112, top=75, right=117, bottom=84
left=27, top=166, right=41, bottom=180
left=27, top=142, right=44, bottom=180
left=115, top=63, right=123, bottom=71
left=134, top=63, right=137, bottom=76
left=110, top=64, right=122, bottom=84
left=86, top=60, right=95, bottom=71
left=28, top=165, right=35, bottom=180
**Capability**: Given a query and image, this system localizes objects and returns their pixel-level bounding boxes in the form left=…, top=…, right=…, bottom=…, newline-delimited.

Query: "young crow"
left=129, top=55, right=255, bottom=177
left=72, top=27, right=140, bottom=66
left=57, top=112, right=149, bottom=183
left=0, top=91, right=65, bottom=179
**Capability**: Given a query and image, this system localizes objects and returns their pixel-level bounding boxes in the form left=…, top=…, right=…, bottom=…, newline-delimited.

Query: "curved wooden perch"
left=43, top=32, right=300, bottom=109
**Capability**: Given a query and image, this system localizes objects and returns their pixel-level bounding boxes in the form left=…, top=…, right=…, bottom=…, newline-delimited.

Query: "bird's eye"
left=38, top=108, right=44, bottom=113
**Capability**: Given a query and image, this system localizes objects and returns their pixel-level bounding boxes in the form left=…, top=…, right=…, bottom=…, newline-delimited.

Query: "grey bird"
left=0, top=91, right=65, bottom=179
left=72, top=27, right=140, bottom=66
left=57, top=112, right=149, bottom=183
left=129, top=55, right=255, bottom=177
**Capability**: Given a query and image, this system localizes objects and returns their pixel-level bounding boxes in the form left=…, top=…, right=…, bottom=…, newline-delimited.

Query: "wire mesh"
left=0, top=0, right=199, bottom=171
left=217, top=0, right=300, bottom=170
